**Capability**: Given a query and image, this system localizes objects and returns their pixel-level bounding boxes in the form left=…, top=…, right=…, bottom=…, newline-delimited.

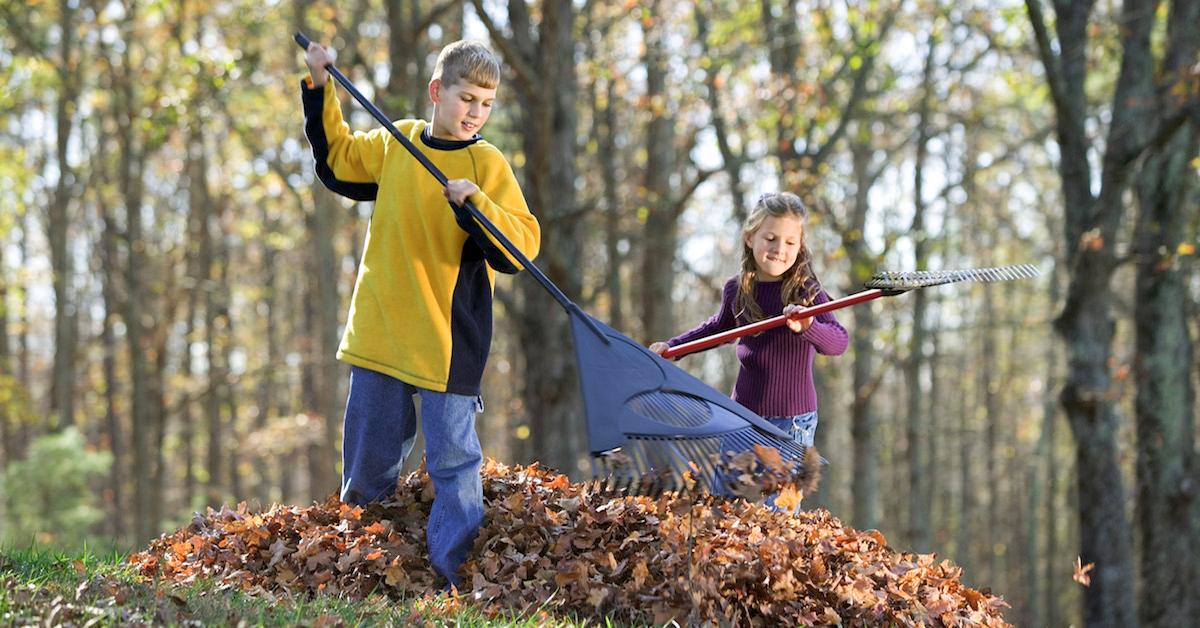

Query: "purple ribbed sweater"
left=667, top=276, right=849, bottom=416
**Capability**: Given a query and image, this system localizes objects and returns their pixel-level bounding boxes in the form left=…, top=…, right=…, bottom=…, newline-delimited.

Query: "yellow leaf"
left=1178, top=242, right=1196, bottom=256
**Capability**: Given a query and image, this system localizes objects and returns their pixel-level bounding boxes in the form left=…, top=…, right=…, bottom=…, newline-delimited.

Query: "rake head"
left=864, top=263, right=1041, bottom=292
left=568, top=313, right=822, bottom=499
left=589, top=422, right=823, bottom=498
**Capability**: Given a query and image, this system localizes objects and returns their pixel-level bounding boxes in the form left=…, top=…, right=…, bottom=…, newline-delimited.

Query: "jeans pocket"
left=474, top=396, right=485, bottom=414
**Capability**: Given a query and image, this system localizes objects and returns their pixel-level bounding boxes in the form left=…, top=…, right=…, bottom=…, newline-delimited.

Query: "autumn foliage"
left=130, top=459, right=1009, bottom=626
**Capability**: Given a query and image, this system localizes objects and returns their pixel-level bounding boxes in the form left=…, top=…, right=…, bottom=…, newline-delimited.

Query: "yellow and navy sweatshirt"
left=301, top=77, right=540, bottom=395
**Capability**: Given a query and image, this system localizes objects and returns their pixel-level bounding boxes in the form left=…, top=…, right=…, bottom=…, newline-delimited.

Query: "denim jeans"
left=340, top=366, right=484, bottom=588
left=762, top=412, right=818, bottom=514
left=765, top=411, right=819, bottom=448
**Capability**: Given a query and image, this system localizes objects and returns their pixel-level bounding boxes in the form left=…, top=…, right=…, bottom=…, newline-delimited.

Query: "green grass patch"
left=1, top=546, right=601, bottom=626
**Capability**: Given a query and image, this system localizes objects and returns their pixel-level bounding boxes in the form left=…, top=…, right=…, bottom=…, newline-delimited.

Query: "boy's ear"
left=428, top=79, right=441, bottom=104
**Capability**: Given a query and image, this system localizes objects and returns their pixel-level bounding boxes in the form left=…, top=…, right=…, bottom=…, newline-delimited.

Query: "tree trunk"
left=476, top=0, right=583, bottom=474
left=0, top=211, right=10, bottom=464
left=599, top=80, right=625, bottom=331
left=638, top=0, right=678, bottom=342
left=955, top=349, right=976, bottom=578
left=847, top=138, right=879, bottom=530
left=905, top=26, right=937, bottom=553
left=981, top=282, right=999, bottom=586
left=97, top=188, right=126, bottom=542
left=296, top=0, right=340, bottom=504
left=1133, top=125, right=1197, bottom=628
left=114, top=46, right=157, bottom=542
left=1036, top=260, right=1063, bottom=628
left=1026, top=0, right=1160, bottom=621
left=47, top=0, right=80, bottom=433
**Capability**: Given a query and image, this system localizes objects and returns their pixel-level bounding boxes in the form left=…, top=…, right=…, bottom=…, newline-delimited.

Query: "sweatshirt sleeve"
left=451, top=145, right=541, bottom=274
left=666, top=278, right=739, bottom=349
left=300, top=76, right=387, bottom=201
left=802, top=289, right=849, bottom=356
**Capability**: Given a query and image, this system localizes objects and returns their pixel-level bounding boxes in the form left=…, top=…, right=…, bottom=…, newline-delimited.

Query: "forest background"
left=1, top=0, right=1197, bottom=626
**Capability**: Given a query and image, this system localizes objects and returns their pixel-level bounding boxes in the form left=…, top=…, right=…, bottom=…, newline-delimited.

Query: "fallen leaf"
left=1073, top=557, right=1095, bottom=587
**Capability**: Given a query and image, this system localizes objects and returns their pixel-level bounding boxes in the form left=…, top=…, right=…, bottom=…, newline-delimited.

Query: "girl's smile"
left=745, top=214, right=804, bottom=281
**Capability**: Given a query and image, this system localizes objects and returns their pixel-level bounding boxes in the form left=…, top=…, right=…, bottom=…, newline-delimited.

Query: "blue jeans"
left=765, top=412, right=818, bottom=449
left=762, top=412, right=818, bottom=514
left=340, top=366, right=484, bottom=588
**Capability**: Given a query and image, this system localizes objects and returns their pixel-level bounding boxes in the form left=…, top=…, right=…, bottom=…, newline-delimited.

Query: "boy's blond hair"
left=431, top=40, right=501, bottom=89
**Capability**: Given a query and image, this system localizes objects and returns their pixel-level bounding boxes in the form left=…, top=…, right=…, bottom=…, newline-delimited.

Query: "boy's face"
left=429, top=78, right=496, bottom=141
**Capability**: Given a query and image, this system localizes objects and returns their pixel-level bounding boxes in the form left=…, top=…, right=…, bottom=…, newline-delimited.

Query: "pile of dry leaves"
left=130, top=459, right=1009, bottom=626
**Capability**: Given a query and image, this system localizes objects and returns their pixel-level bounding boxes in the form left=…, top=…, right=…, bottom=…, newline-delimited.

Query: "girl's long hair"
left=736, top=192, right=819, bottom=323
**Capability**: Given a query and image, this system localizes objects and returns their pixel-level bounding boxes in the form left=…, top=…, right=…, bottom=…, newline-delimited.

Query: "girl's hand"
left=783, top=304, right=813, bottom=333
left=444, top=179, right=479, bottom=206
left=649, top=342, right=670, bottom=356
left=305, top=43, right=335, bottom=86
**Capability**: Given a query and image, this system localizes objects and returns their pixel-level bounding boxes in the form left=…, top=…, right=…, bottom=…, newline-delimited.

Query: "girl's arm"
left=662, top=278, right=739, bottom=349
left=801, top=289, right=849, bottom=356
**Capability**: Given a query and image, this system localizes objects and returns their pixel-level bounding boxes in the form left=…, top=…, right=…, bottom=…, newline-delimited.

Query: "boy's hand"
left=305, top=43, right=335, bottom=87
left=783, top=304, right=813, bottom=333
left=649, top=342, right=670, bottom=356
left=444, top=179, right=479, bottom=206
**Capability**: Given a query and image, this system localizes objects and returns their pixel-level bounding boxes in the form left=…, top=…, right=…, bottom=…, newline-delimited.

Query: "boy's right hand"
left=305, top=43, right=335, bottom=87
left=649, top=342, right=670, bottom=357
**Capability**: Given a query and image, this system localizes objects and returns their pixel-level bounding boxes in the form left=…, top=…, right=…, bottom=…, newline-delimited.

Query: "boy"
left=300, top=39, right=540, bottom=589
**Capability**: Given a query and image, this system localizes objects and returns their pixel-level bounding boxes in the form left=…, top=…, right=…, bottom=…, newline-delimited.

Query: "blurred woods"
left=1, top=0, right=1197, bottom=625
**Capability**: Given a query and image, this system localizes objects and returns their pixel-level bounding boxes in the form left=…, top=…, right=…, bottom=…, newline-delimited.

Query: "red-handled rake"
left=294, top=31, right=814, bottom=497
left=662, top=265, right=1041, bottom=360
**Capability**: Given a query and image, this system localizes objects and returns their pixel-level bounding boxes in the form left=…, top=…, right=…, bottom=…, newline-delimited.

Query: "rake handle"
left=660, top=288, right=888, bottom=359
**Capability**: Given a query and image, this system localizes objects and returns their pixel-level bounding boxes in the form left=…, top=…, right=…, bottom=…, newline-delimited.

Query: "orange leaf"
left=1073, top=556, right=1095, bottom=587
left=544, top=474, right=569, bottom=490
left=752, top=444, right=788, bottom=474
left=773, top=485, right=804, bottom=513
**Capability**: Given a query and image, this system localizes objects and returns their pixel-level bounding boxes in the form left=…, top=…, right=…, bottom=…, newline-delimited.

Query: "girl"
left=650, top=192, right=848, bottom=454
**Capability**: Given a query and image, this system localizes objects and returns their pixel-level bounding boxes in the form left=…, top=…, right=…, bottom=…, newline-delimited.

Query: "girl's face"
left=429, top=78, right=496, bottom=141
left=745, top=214, right=804, bottom=281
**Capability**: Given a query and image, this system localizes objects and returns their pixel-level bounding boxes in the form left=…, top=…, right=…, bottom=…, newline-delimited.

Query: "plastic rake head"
left=589, top=429, right=819, bottom=498
left=864, top=264, right=1041, bottom=291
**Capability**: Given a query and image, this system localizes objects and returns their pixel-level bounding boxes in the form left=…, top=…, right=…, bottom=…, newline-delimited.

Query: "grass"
left=0, top=545, right=606, bottom=627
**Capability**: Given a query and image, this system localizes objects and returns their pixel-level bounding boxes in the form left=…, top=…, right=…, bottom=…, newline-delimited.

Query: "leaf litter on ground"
left=130, top=458, right=1010, bottom=626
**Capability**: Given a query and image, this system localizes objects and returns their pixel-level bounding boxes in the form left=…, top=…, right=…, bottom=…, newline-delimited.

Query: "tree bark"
left=847, top=137, right=880, bottom=530
left=981, top=281, right=999, bottom=586
left=472, top=0, right=584, bottom=474
left=638, top=0, right=678, bottom=342
left=1133, top=126, right=1197, bottom=628
left=97, top=179, right=126, bottom=542
left=113, top=37, right=160, bottom=542
left=47, top=0, right=81, bottom=432
left=905, top=24, right=937, bottom=553
left=1026, top=0, right=1166, bottom=621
